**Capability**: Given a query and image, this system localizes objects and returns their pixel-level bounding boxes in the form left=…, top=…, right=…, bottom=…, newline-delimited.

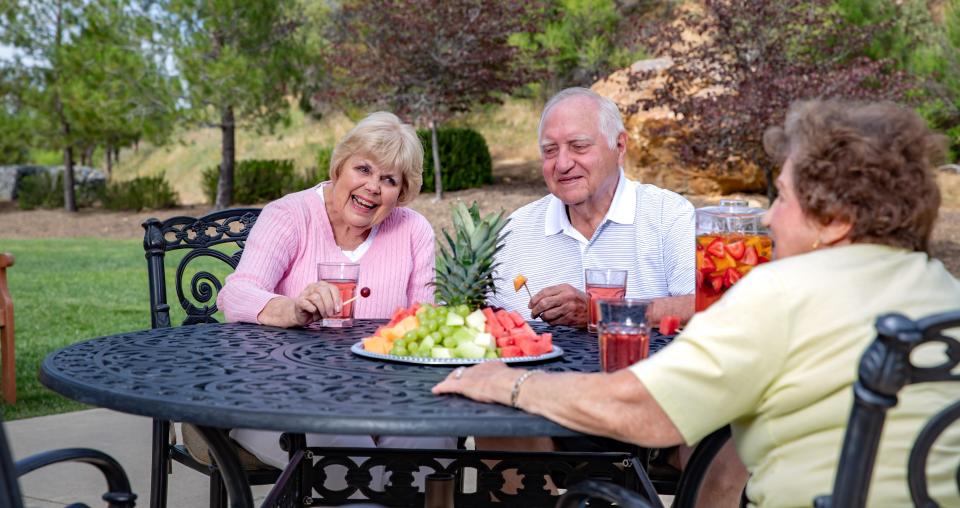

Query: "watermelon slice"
left=500, top=345, right=524, bottom=358
left=515, top=335, right=552, bottom=356
left=508, top=310, right=527, bottom=328
left=495, top=309, right=516, bottom=332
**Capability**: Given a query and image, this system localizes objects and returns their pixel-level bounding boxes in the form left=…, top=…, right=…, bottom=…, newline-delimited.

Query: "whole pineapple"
left=434, top=201, right=510, bottom=309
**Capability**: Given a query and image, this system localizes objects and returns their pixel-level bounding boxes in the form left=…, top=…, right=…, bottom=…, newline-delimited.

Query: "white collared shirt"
left=488, top=170, right=695, bottom=318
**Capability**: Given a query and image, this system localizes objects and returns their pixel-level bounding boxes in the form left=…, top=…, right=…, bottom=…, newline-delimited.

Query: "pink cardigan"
left=217, top=186, right=436, bottom=323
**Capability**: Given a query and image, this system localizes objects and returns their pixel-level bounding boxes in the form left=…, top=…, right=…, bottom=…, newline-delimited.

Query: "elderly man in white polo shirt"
left=489, top=87, right=695, bottom=326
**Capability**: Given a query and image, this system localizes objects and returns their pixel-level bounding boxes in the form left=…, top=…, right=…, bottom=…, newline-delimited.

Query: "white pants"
left=230, top=429, right=456, bottom=492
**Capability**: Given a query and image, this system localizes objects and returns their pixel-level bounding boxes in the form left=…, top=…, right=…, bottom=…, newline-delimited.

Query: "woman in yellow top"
left=434, top=99, right=960, bottom=507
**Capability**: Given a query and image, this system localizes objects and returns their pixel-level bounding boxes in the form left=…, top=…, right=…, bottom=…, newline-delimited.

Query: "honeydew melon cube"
left=445, top=313, right=466, bottom=327
left=452, top=328, right=477, bottom=346
left=455, top=341, right=486, bottom=359
left=484, top=350, right=498, bottom=359
left=465, top=309, right=486, bottom=331
left=431, top=347, right=453, bottom=359
left=473, top=332, right=495, bottom=350
left=421, top=336, right=436, bottom=350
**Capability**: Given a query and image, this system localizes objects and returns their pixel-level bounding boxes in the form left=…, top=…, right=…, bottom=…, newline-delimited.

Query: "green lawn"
left=0, top=238, right=219, bottom=420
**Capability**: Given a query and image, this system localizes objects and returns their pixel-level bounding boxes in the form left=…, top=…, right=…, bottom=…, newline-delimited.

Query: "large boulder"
left=0, top=165, right=107, bottom=201
left=592, top=57, right=767, bottom=195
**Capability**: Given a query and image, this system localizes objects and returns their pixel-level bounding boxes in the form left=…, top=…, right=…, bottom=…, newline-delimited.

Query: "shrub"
left=203, top=159, right=297, bottom=204
left=17, top=172, right=63, bottom=210
left=101, top=174, right=178, bottom=211
left=418, top=128, right=493, bottom=192
left=292, top=147, right=333, bottom=190
left=16, top=170, right=101, bottom=210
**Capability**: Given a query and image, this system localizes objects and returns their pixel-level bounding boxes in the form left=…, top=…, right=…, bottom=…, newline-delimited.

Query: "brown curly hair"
left=763, top=100, right=947, bottom=253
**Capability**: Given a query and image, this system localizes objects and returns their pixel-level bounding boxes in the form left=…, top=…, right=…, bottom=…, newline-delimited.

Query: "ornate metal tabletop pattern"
left=41, top=321, right=672, bottom=437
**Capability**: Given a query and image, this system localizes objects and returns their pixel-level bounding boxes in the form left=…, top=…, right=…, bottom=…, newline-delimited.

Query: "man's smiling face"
left=539, top=96, right=623, bottom=207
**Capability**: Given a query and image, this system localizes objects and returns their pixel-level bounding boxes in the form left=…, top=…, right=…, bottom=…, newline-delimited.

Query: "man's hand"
left=529, top=284, right=589, bottom=328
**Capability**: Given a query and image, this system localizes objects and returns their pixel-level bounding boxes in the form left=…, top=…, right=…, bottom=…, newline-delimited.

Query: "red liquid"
left=586, top=284, right=626, bottom=332
left=599, top=328, right=649, bottom=372
left=695, top=233, right=773, bottom=311
left=327, top=279, right=357, bottom=319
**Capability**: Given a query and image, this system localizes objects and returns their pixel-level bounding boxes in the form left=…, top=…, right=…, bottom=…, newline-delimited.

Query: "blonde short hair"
left=329, top=112, right=424, bottom=205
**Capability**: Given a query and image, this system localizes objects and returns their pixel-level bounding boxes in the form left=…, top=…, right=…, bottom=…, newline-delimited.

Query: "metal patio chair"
left=1, top=417, right=136, bottom=508
left=141, top=208, right=280, bottom=508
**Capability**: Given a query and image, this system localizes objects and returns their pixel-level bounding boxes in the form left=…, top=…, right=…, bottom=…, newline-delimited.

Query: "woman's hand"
left=432, top=361, right=524, bottom=406
left=291, top=281, right=343, bottom=326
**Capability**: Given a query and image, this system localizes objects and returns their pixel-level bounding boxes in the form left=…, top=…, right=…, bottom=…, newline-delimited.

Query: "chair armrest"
left=556, top=479, right=657, bottom=508
left=16, top=448, right=136, bottom=508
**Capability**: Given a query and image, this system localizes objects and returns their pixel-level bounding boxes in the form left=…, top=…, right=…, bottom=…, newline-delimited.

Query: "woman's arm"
left=219, top=201, right=314, bottom=326
left=432, top=362, right=685, bottom=448
left=406, top=213, right=436, bottom=305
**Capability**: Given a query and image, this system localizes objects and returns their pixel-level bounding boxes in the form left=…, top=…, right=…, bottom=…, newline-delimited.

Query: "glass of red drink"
left=317, top=262, right=360, bottom=327
left=584, top=268, right=628, bottom=333
left=597, top=298, right=650, bottom=372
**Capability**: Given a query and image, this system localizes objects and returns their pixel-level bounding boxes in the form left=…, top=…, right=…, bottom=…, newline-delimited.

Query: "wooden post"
left=0, top=253, right=15, bottom=404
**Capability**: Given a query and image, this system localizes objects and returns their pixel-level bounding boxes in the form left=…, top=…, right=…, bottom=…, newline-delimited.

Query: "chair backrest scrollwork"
left=142, top=208, right=261, bottom=328
left=814, top=310, right=960, bottom=508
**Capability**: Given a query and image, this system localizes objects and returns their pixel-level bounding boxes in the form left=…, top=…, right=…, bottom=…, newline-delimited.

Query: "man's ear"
left=616, top=131, right=628, bottom=165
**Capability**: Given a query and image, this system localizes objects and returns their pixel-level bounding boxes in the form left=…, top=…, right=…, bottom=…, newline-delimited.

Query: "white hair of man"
left=538, top=87, right=625, bottom=151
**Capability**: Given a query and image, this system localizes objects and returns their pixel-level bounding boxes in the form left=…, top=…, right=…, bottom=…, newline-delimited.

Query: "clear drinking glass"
left=584, top=268, right=628, bottom=333
left=317, top=262, right=360, bottom=327
left=597, top=298, right=650, bottom=372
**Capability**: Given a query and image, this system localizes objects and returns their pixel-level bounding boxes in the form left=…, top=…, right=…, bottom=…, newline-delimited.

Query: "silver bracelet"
left=510, top=369, right=542, bottom=408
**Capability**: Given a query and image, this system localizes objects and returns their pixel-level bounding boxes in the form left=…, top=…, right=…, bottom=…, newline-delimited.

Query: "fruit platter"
left=355, top=303, right=561, bottom=365
left=354, top=202, right=560, bottom=365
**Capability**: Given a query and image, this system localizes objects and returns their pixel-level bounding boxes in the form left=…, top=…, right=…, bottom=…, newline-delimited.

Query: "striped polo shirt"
left=488, top=171, right=696, bottom=317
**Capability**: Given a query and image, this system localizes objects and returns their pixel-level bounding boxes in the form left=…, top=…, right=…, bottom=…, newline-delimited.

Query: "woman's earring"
left=811, top=238, right=822, bottom=250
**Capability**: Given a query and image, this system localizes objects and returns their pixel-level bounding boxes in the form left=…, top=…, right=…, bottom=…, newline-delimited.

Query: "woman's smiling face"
left=329, top=154, right=403, bottom=230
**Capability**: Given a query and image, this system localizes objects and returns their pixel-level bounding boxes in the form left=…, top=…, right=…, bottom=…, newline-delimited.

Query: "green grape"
left=428, top=321, right=441, bottom=333
left=414, top=328, right=428, bottom=340
left=442, top=335, right=457, bottom=348
left=421, top=335, right=436, bottom=350
left=418, top=343, right=432, bottom=357
left=455, top=304, right=470, bottom=317
left=484, top=350, right=498, bottom=359
left=438, top=325, right=454, bottom=338
left=402, top=331, right=418, bottom=342
left=390, top=345, right=407, bottom=356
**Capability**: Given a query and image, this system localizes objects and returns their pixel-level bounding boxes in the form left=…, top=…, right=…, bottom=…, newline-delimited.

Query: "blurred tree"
left=510, top=0, right=649, bottom=96
left=837, top=0, right=960, bottom=159
left=0, top=0, right=176, bottom=210
left=328, top=0, right=545, bottom=200
left=628, top=0, right=914, bottom=200
left=0, top=71, right=34, bottom=164
left=163, top=0, right=306, bottom=209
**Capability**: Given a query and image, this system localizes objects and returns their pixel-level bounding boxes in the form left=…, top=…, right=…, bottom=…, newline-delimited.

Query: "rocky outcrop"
left=0, top=165, right=107, bottom=201
left=592, top=57, right=767, bottom=195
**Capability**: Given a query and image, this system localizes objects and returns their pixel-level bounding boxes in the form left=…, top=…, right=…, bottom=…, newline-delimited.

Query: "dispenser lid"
left=696, top=198, right=766, bottom=219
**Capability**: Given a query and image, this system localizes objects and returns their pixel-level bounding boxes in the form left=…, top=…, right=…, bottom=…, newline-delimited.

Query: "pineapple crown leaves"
left=434, top=201, right=510, bottom=307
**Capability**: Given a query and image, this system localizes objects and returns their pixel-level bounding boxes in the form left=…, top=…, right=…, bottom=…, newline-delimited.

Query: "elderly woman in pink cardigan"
left=217, top=111, right=454, bottom=474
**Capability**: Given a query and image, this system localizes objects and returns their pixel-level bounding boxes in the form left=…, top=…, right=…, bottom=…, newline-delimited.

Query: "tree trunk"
left=105, top=141, right=113, bottom=179
left=63, top=142, right=77, bottom=212
left=430, top=119, right=442, bottom=201
left=216, top=105, right=236, bottom=210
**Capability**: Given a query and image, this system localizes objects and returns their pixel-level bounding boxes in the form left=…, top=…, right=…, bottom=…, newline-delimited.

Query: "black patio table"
left=40, top=320, right=673, bottom=508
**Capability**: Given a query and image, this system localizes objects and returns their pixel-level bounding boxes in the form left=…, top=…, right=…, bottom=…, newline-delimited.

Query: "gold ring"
left=453, top=366, right=465, bottom=380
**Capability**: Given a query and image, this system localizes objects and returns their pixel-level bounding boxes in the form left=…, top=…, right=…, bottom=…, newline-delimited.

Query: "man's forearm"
left=648, top=294, right=695, bottom=324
